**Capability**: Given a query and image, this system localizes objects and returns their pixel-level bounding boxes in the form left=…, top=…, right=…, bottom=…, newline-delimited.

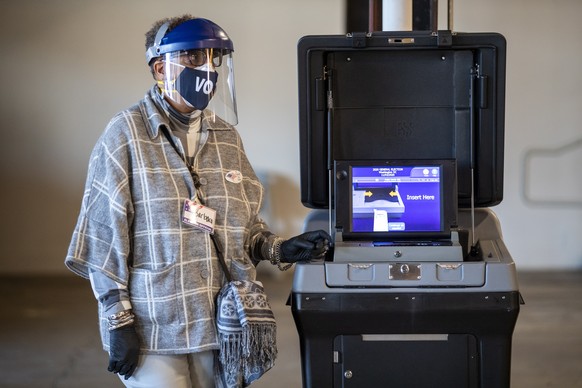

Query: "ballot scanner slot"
left=332, top=240, right=464, bottom=263
left=373, top=240, right=453, bottom=246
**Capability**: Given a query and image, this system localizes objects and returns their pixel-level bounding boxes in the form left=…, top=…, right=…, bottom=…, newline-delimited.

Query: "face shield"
left=157, top=48, right=238, bottom=125
left=146, top=18, right=238, bottom=125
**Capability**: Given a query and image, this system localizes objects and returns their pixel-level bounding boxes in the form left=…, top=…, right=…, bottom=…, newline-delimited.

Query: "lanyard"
left=162, top=125, right=226, bottom=265
left=160, top=125, right=204, bottom=199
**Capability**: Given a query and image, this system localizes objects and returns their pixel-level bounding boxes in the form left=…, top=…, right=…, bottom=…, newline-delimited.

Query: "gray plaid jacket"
left=66, top=87, right=273, bottom=354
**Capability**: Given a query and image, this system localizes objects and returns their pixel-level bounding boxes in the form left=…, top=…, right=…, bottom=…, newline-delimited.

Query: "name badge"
left=182, top=199, right=216, bottom=233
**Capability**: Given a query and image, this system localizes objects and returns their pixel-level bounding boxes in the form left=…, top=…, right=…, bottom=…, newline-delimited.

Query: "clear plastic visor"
left=158, top=48, right=238, bottom=125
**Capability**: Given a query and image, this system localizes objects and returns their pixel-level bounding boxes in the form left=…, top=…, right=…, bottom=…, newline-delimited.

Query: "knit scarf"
left=216, top=280, right=277, bottom=387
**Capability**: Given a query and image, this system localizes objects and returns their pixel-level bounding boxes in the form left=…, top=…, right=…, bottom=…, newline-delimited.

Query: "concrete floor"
left=0, top=270, right=580, bottom=388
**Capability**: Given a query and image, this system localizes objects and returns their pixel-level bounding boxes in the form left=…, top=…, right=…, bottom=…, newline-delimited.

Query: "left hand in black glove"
left=280, top=230, right=332, bottom=263
left=108, top=325, right=140, bottom=380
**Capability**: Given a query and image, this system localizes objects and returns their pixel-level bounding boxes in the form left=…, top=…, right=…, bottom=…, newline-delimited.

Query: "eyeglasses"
left=179, top=49, right=224, bottom=68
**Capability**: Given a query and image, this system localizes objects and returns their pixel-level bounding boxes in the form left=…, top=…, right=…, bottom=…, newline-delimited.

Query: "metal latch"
left=389, top=263, right=422, bottom=280
left=388, top=37, right=415, bottom=45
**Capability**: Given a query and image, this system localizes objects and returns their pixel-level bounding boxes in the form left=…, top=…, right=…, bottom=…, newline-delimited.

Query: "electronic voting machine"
left=289, top=30, right=521, bottom=388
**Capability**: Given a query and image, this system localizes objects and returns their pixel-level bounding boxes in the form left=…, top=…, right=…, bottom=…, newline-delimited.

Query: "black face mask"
left=176, top=67, right=219, bottom=110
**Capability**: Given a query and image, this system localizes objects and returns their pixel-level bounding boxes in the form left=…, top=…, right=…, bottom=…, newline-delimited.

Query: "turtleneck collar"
left=153, top=87, right=202, bottom=127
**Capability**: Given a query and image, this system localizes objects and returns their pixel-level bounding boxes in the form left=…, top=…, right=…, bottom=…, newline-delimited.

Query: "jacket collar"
left=140, top=86, right=232, bottom=140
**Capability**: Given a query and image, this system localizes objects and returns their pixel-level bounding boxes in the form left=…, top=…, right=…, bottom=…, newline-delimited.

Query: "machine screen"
left=335, top=160, right=457, bottom=240
left=351, top=165, right=442, bottom=233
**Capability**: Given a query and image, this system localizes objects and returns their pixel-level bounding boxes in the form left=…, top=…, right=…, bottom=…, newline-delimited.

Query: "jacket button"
left=200, top=269, right=209, bottom=279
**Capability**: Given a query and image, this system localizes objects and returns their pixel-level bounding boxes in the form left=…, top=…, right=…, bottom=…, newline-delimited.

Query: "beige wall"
left=0, top=0, right=580, bottom=274
left=454, top=0, right=582, bottom=269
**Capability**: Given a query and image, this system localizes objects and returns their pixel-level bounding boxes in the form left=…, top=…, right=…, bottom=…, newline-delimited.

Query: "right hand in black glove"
left=108, top=325, right=140, bottom=380
left=280, top=230, right=331, bottom=263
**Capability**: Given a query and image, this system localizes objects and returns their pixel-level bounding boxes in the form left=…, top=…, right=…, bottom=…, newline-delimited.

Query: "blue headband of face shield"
left=146, top=18, right=234, bottom=64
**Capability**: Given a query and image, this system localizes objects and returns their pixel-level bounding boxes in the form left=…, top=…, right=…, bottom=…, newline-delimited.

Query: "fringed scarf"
left=216, top=280, right=277, bottom=387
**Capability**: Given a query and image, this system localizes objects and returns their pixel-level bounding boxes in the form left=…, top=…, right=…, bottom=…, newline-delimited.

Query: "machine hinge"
left=315, top=66, right=332, bottom=111
left=323, top=65, right=334, bottom=110
left=346, top=31, right=370, bottom=48
left=471, top=64, right=488, bottom=109
left=436, top=30, right=453, bottom=47
left=472, top=63, right=481, bottom=78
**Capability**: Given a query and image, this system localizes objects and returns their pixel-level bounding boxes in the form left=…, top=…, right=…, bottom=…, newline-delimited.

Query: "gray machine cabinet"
left=292, top=209, right=520, bottom=388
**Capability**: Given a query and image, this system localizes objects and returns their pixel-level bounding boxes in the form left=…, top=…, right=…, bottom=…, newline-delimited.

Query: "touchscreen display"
left=334, top=159, right=457, bottom=240
left=351, top=165, right=442, bottom=233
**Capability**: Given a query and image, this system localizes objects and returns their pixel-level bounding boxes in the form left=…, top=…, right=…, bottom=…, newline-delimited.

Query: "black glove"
left=280, top=230, right=331, bottom=263
left=108, top=325, right=140, bottom=380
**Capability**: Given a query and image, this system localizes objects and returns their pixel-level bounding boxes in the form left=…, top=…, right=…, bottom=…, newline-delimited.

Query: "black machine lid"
left=297, top=30, right=506, bottom=209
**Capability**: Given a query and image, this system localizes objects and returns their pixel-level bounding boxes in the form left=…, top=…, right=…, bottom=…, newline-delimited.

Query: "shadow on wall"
left=0, top=172, right=82, bottom=275
left=256, top=171, right=309, bottom=240
left=523, top=136, right=582, bottom=207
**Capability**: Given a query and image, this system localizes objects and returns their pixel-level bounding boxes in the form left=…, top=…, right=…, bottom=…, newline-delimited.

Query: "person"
left=65, top=14, right=330, bottom=388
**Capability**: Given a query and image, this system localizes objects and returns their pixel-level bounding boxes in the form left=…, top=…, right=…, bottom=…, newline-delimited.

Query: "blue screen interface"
left=351, top=165, right=442, bottom=233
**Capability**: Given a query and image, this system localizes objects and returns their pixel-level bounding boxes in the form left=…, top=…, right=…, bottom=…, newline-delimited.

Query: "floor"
left=0, top=270, right=580, bottom=388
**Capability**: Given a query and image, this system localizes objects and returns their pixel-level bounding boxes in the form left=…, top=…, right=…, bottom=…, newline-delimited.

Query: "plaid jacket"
left=66, top=87, right=273, bottom=354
